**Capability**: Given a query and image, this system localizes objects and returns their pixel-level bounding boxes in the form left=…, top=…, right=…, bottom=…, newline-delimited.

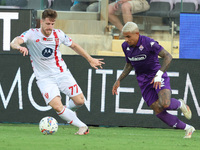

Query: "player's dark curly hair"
left=42, top=9, right=57, bottom=20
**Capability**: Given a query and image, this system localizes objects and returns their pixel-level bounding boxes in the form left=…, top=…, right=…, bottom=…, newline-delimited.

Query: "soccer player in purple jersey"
left=112, top=22, right=195, bottom=138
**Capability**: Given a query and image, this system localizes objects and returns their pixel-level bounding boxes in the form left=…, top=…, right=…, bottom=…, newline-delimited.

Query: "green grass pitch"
left=0, top=123, right=199, bottom=150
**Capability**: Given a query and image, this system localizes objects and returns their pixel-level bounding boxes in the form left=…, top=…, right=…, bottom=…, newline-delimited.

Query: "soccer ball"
left=39, top=116, right=58, bottom=135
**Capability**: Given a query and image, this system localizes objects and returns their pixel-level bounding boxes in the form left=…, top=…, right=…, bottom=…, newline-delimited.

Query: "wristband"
left=154, top=70, right=163, bottom=83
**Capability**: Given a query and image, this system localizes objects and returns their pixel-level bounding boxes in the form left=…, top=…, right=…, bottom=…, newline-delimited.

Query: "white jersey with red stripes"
left=20, top=28, right=72, bottom=80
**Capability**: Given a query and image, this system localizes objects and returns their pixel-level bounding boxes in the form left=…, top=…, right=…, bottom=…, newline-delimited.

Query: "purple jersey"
left=122, top=35, right=163, bottom=77
left=122, top=35, right=171, bottom=106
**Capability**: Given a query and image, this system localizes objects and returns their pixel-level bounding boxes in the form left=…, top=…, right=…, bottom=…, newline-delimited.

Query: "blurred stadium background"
left=0, top=0, right=200, bottom=130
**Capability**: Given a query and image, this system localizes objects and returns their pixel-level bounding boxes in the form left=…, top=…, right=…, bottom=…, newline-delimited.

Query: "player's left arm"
left=158, top=48, right=172, bottom=72
left=69, top=41, right=105, bottom=69
left=150, top=48, right=172, bottom=89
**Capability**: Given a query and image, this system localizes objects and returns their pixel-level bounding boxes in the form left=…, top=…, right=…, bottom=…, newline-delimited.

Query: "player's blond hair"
left=122, top=22, right=139, bottom=33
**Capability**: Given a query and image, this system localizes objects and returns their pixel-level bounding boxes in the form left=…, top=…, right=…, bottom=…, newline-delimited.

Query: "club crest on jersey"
left=44, top=93, right=49, bottom=99
left=42, top=47, right=53, bottom=57
left=139, top=45, right=144, bottom=51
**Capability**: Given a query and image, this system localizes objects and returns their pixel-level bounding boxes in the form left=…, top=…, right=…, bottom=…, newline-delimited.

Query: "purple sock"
left=156, top=110, right=186, bottom=129
left=165, top=98, right=181, bottom=110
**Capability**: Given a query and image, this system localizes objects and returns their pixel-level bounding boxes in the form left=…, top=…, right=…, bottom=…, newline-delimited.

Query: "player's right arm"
left=112, top=62, right=133, bottom=95
left=10, top=37, right=28, bottom=56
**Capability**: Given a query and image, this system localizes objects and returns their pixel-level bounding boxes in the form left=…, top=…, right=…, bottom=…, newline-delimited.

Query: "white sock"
left=57, top=107, right=86, bottom=127
left=184, top=124, right=191, bottom=130
left=67, top=99, right=83, bottom=111
left=179, top=100, right=183, bottom=109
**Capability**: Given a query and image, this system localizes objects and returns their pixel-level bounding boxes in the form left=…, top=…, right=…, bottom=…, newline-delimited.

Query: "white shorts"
left=36, top=70, right=83, bottom=105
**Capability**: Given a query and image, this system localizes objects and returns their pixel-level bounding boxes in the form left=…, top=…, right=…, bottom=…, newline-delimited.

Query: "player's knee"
left=54, top=105, right=64, bottom=113
left=75, top=96, right=85, bottom=106
left=160, top=100, right=170, bottom=109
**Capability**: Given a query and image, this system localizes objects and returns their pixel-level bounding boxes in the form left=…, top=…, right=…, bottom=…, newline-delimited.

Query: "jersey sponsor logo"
left=128, top=54, right=147, bottom=61
left=42, top=47, right=53, bottom=57
left=43, top=37, right=53, bottom=41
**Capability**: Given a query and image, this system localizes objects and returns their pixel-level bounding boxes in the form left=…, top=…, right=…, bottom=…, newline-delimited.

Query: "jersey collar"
left=39, top=28, right=53, bottom=38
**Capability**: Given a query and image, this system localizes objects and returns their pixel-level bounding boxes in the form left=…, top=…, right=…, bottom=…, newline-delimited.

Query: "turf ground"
left=0, top=123, right=199, bottom=150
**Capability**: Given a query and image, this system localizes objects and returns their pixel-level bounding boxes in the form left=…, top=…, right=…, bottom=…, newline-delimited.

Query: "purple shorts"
left=137, top=72, right=171, bottom=106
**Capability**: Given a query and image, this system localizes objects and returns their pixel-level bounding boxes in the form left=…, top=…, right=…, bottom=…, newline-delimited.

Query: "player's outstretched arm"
left=69, top=41, right=105, bottom=69
left=112, top=63, right=133, bottom=95
left=10, top=37, right=28, bottom=56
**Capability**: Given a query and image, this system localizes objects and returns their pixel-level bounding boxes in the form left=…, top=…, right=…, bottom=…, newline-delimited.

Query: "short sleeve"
left=58, top=30, right=73, bottom=47
left=122, top=42, right=131, bottom=63
left=148, top=38, right=164, bottom=55
left=20, top=29, right=32, bottom=43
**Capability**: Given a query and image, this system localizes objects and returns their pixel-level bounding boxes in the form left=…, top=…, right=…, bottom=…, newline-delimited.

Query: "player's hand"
left=150, top=70, right=163, bottom=89
left=89, top=58, right=105, bottom=69
left=18, top=46, right=28, bottom=56
left=150, top=77, right=161, bottom=89
left=112, top=80, right=120, bottom=95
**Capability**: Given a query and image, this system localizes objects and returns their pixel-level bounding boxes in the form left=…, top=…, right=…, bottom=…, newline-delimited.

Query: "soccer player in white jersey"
left=10, top=9, right=105, bottom=135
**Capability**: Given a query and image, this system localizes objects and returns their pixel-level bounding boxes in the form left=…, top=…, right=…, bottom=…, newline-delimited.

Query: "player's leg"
left=154, top=73, right=192, bottom=119
left=70, top=93, right=89, bottom=135
left=158, top=88, right=192, bottom=119
left=67, top=93, right=85, bottom=111
left=48, top=96, right=88, bottom=134
left=57, top=71, right=89, bottom=135
left=37, top=77, right=88, bottom=135
left=169, top=98, right=192, bottom=120
left=150, top=89, right=195, bottom=138
left=58, top=71, right=85, bottom=112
